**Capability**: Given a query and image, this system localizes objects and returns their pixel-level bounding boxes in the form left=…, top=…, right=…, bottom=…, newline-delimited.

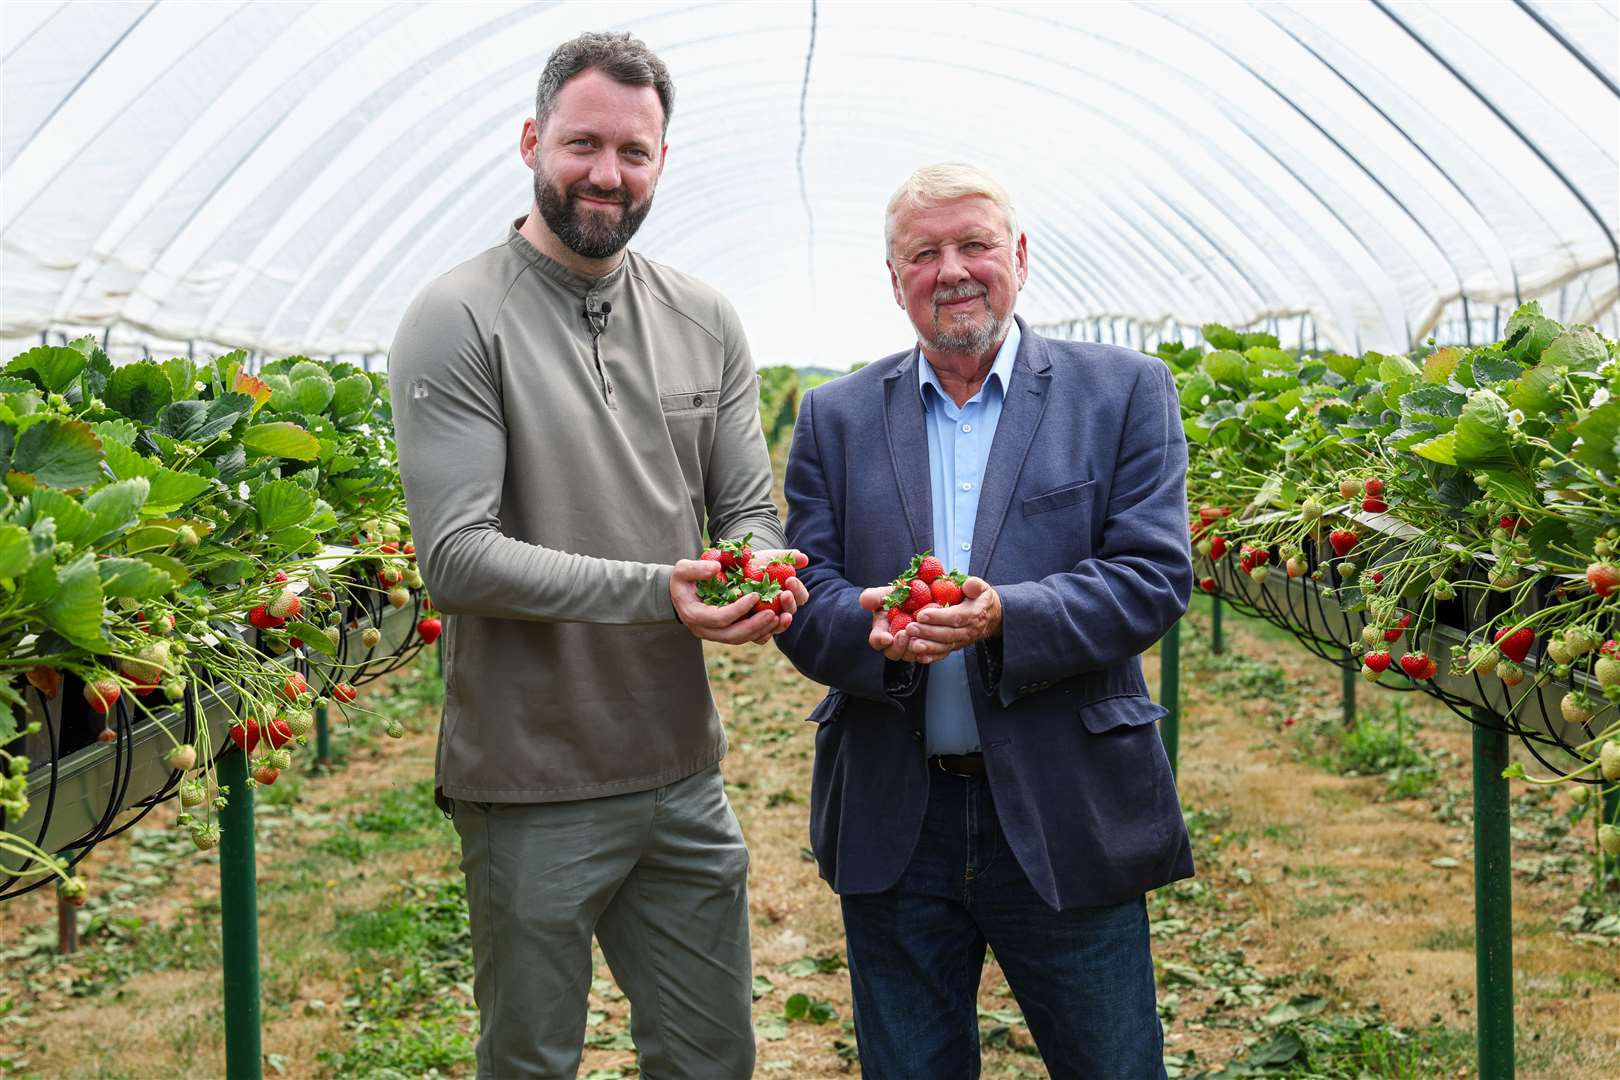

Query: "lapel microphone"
left=585, top=297, right=612, bottom=339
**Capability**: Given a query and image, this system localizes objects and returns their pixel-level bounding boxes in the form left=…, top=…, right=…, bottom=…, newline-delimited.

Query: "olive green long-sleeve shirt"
left=388, top=224, right=785, bottom=803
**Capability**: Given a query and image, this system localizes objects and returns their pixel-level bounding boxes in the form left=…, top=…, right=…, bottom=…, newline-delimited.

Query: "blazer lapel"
left=970, top=321, right=1053, bottom=577
left=883, top=349, right=933, bottom=555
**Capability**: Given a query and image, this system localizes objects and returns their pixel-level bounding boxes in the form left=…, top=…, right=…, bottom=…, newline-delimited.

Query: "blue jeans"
left=840, top=768, right=1167, bottom=1079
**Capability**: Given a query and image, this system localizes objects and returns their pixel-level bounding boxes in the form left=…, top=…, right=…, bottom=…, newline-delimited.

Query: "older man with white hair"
left=776, top=163, right=1194, bottom=1078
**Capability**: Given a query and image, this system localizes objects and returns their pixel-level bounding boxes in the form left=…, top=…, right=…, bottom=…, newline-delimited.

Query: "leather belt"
left=930, top=753, right=986, bottom=778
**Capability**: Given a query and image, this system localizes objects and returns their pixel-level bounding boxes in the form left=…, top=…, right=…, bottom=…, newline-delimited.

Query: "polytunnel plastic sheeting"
left=1, top=1, right=1616, bottom=368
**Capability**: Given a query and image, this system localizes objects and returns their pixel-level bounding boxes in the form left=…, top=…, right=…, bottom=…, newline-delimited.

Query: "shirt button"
left=961, top=542, right=972, bottom=552
left=961, top=482, right=973, bottom=491
left=962, top=424, right=973, bottom=433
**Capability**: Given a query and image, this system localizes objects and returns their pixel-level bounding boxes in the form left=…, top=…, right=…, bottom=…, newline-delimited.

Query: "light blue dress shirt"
left=916, top=319, right=1021, bottom=756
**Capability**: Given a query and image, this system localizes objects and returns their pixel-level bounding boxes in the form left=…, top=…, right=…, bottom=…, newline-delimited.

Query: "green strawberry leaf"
left=329, top=372, right=374, bottom=417
left=242, top=422, right=320, bottom=461
left=1201, top=350, right=1247, bottom=388
left=136, top=551, right=192, bottom=588
left=144, top=468, right=213, bottom=515
left=287, top=620, right=337, bottom=656
left=81, top=477, right=149, bottom=546
left=5, top=345, right=88, bottom=393
left=44, top=553, right=107, bottom=651
left=26, top=486, right=92, bottom=544
left=96, top=556, right=176, bottom=600
left=1452, top=390, right=1514, bottom=469
left=11, top=417, right=102, bottom=490
left=1542, top=328, right=1607, bottom=372
left=0, top=522, right=32, bottom=580
left=105, top=361, right=175, bottom=425
left=254, top=478, right=314, bottom=531
left=1574, top=401, right=1620, bottom=474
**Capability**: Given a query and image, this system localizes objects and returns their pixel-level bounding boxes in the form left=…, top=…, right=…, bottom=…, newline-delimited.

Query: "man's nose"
left=588, top=153, right=623, bottom=192
left=937, top=246, right=970, bottom=283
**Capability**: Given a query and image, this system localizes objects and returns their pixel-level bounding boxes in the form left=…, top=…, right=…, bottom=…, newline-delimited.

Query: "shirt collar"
left=917, top=318, right=1021, bottom=408
left=507, top=218, right=629, bottom=298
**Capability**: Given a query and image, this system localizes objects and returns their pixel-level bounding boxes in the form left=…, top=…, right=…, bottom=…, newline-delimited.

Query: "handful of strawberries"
left=696, top=534, right=800, bottom=615
left=882, top=552, right=967, bottom=633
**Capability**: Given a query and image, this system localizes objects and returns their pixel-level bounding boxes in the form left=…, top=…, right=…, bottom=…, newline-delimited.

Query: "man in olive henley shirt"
left=387, top=33, right=804, bottom=1080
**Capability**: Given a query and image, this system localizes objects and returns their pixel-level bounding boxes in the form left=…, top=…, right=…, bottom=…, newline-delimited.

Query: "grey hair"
left=884, top=163, right=1019, bottom=258
left=535, top=31, right=675, bottom=139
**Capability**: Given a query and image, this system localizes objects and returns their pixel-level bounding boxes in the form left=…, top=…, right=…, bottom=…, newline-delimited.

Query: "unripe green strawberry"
left=1251, top=565, right=1270, bottom=584
left=1300, top=497, right=1323, bottom=522
left=1338, top=561, right=1359, bottom=581
left=162, top=677, right=186, bottom=700
left=1361, top=625, right=1383, bottom=649
left=382, top=521, right=401, bottom=541
left=1570, top=785, right=1589, bottom=805
left=1498, top=659, right=1525, bottom=685
left=1469, top=644, right=1500, bottom=675
left=324, top=626, right=341, bottom=648
left=386, top=720, right=405, bottom=739
left=388, top=586, right=410, bottom=609
left=60, top=876, right=88, bottom=907
left=192, top=823, right=221, bottom=850
left=1595, top=657, right=1620, bottom=688
left=1601, top=824, right=1620, bottom=857
left=1547, top=636, right=1574, bottom=665
left=1489, top=568, right=1519, bottom=589
left=166, top=744, right=196, bottom=771
left=268, top=748, right=292, bottom=771
left=1195, top=539, right=1213, bottom=558
left=1601, top=740, right=1620, bottom=782
left=362, top=627, right=382, bottom=649
left=1560, top=691, right=1595, bottom=725
left=1339, top=478, right=1363, bottom=500
left=1566, top=627, right=1602, bottom=656
left=284, top=710, right=313, bottom=737
left=175, top=524, right=200, bottom=547
left=180, top=779, right=208, bottom=808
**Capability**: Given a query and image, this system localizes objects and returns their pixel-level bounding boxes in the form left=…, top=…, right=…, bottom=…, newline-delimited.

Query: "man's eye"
left=963, top=242, right=986, bottom=253
left=913, top=250, right=936, bottom=261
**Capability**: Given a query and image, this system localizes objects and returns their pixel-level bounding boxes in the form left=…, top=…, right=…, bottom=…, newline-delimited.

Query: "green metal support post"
left=1211, top=596, right=1224, bottom=655
left=1342, top=660, right=1356, bottom=728
left=1160, top=619, right=1181, bottom=776
left=1471, top=713, right=1515, bottom=1079
left=315, top=703, right=331, bottom=768
left=219, top=747, right=263, bottom=1080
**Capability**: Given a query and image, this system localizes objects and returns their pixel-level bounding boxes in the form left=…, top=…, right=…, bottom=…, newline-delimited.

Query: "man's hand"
left=903, top=577, right=1002, bottom=659
left=859, top=585, right=949, bottom=665
left=671, top=549, right=810, bottom=645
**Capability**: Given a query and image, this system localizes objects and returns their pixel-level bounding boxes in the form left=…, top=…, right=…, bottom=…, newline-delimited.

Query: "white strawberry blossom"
left=1592, top=386, right=1610, bottom=407
left=1507, top=408, right=1524, bottom=427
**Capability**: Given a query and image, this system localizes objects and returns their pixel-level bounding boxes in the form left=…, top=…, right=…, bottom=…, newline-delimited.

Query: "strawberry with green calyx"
left=917, top=555, right=945, bottom=583
left=901, top=578, right=933, bottom=613
left=1199, top=577, right=1217, bottom=593
left=1360, top=625, right=1383, bottom=650
left=1565, top=627, right=1602, bottom=657
left=248, top=605, right=285, bottom=630
left=268, top=589, right=302, bottom=621
left=323, top=625, right=341, bottom=649
left=166, top=745, right=197, bottom=771
left=84, top=676, right=121, bottom=715
left=1601, top=825, right=1620, bottom=857
left=1601, top=740, right=1620, bottom=782
left=1497, top=659, right=1525, bottom=686
left=1494, top=626, right=1534, bottom=664
left=1300, top=497, right=1323, bottom=523
left=265, top=715, right=295, bottom=750
left=252, top=763, right=280, bottom=786
left=191, top=823, right=222, bottom=850
left=332, top=683, right=358, bottom=704
left=284, top=710, right=314, bottom=738
left=280, top=671, right=309, bottom=703
left=1285, top=556, right=1307, bottom=578
left=1338, top=561, right=1360, bottom=582
left=179, top=779, right=208, bottom=808
left=931, top=574, right=966, bottom=605
left=1399, top=653, right=1437, bottom=681
left=60, top=877, right=89, bottom=908
left=1383, top=612, right=1412, bottom=643
left=1546, top=635, right=1574, bottom=665
left=361, top=627, right=382, bottom=649
left=1586, top=563, right=1620, bottom=597
left=1594, top=655, right=1620, bottom=689
left=386, top=720, right=406, bottom=739
left=763, top=559, right=798, bottom=590
left=887, top=609, right=915, bottom=634
left=417, top=617, right=442, bottom=643
left=388, top=586, right=411, bottom=609
left=1251, top=565, right=1270, bottom=584
left=229, top=718, right=261, bottom=753
left=1362, top=494, right=1388, bottom=514
left=1328, top=530, right=1358, bottom=558
left=1362, top=651, right=1392, bottom=682
left=267, top=747, right=293, bottom=771
left=1559, top=691, right=1596, bottom=725
left=1209, top=536, right=1227, bottom=560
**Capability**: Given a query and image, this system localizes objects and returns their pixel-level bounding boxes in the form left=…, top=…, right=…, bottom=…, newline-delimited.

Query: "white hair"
left=884, top=163, right=1019, bottom=258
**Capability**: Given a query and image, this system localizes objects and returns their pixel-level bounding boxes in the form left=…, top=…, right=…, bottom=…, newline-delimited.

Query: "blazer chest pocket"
left=1020, top=478, right=1095, bottom=562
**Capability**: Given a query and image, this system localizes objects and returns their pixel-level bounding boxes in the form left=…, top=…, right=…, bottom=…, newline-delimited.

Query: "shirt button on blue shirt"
left=961, top=482, right=972, bottom=491
left=962, top=423, right=972, bottom=432
left=961, top=542, right=971, bottom=551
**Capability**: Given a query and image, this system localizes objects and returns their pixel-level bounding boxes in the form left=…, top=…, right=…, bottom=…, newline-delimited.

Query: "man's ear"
left=1014, top=232, right=1029, bottom=289
left=888, top=260, right=903, bottom=309
left=520, top=118, right=539, bottom=169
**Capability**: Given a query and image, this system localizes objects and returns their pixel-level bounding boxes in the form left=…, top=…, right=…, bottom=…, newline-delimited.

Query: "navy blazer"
left=775, top=318, right=1196, bottom=910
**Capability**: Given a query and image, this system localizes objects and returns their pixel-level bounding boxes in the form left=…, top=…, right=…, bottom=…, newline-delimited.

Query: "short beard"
left=926, top=287, right=1007, bottom=354
left=534, top=166, right=654, bottom=260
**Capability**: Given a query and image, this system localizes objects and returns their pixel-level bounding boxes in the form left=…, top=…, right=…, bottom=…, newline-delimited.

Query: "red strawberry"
left=901, top=578, right=933, bottom=613
left=230, top=718, right=261, bottom=753
left=764, top=561, right=797, bottom=588
left=332, top=683, right=357, bottom=704
left=403, top=542, right=416, bottom=561
left=1604, top=639, right=1620, bottom=659
left=1328, top=530, right=1358, bottom=558
left=1364, top=478, right=1384, bottom=497
left=1362, top=651, right=1392, bottom=672
left=248, top=605, right=285, bottom=630
left=1199, top=577, right=1217, bottom=593
left=1400, top=653, right=1437, bottom=680
left=252, top=764, right=280, bottom=786
left=1209, top=536, right=1227, bottom=560
left=1586, top=563, right=1620, bottom=597
left=96, top=726, right=117, bottom=743
left=281, top=672, right=309, bottom=703
left=700, top=548, right=722, bottom=564
left=931, top=577, right=964, bottom=606
left=271, top=571, right=289, bottom=584
left=1384, top=612, right=1412, bottom=642
left=265, top=716, right=294, bottom=750
left=887, top=609, right=915, bottom=633
left=1494, top=626, right=1534, bottom=664
left=1499, top=515, right=1520, bottom=532
left=1362, top=496, right=1388, bottom=513
left=380, top=542, right=399, bottom=555
left=1251, top=548, right=1270, bottom=567
left=83, top=678, right=121, bottom=714
left=741, top=559, right=765, bottom=583
left=417, top=616, right=442, bottom=643
left=917, top=555, right=945, bottom=583
left=759, top=592, right=785, bottom=615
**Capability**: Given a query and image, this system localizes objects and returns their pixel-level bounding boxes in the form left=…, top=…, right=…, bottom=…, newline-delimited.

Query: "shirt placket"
left=952, top=404, right=981, bottom=574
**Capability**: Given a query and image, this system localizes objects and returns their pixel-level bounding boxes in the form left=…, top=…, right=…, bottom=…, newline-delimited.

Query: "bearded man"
left=388, top=31, right=804, bottom=1079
